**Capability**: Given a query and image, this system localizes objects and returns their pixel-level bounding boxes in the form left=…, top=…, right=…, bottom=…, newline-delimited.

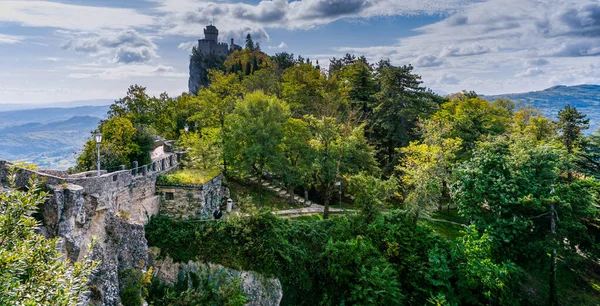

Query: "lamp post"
left=94, top=132, right=102, bottom=176
left=335, top=181, right=342, bottom=210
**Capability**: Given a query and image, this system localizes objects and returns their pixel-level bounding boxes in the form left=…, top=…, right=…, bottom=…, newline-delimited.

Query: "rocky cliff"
left=0, top=152, right=179, bottom=305
left=187, top=50, right=225, bottom=95
left=149, top=247, right=283, bottom=305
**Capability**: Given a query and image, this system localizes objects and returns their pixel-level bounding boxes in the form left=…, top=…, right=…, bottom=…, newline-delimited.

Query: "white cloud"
left=177, top=41, right=197, bottom=52
left=150, top=0, right=469, bottom=40
left=0, top=1, right=154, bottom=31
left=527, top=58, right=549, bottom=66
left=61, top=29, right=159, bottom=64
left=0, top=34, right=24, bottom=44
left=268, top=41, right=288, bottom=49
left=66, top=64, right=187, bottom=80
left=413, top=54, right=444, bottom=67
left=331, top=0, right=600, bottom=94
left=516, top=68, right=545, bottom=78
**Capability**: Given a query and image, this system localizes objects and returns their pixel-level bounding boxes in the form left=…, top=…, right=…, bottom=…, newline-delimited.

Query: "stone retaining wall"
left=156, top=174, right=223, bottom=219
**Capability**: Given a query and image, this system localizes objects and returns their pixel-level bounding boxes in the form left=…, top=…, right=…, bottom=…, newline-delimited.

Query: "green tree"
left=242, top=67, right=281, bottom=97
left=271, top=52, right=297, bottom=74
left=224, top=91, right=290, bottom=188
left=370, top=63, right=441, bottom=173
left=245, top=34, right=254, bottom=51
left=429, top=97, right=512, bottom=159
left=277, top=118, right=314, bottom=204
left=108, top=84, right=155, bottom=126
left=76, top=116, right=153, bottom=171
left=281, top=63, right=349, bottom=118
left=512, top=106, right=557, bottom=142
left=557, top=104, right=589, bottom=154
left=453, top=134, right=599, bottom=304
left=190, top=70, right=242, bottom=173
left=347, top=173, right=398, bottom=222
left=578, top=129, right=600, bottom=179
left=331, top=55, right=377, bottom=115
left=399, top=120, right=462, bottom=218
left=320, top=236, right=403, bottom=305
left=0, top=172, right=96, bottom=305
left=306, top=116, right=378, bottom=218
left=184, top=127, right=222, bottom=171
left=451, top=226, right=521, bottom=305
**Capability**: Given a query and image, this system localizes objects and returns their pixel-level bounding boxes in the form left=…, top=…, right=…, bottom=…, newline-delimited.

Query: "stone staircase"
left=245, top=176, right=345, bottom=216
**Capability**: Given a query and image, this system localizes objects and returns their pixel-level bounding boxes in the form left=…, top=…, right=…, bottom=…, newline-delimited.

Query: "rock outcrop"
left=0, top=151, right=179, bottom=305
left=148, top=247, right=283, bottom=306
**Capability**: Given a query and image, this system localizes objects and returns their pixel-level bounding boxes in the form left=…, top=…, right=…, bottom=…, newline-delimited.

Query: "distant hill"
left=0, top=115, right=103, bottom=169
left=482, top=85, right=600, bottom=132
left=0, top=105, right=109, bottom=130
left=0, top=99, right=114, bottom=112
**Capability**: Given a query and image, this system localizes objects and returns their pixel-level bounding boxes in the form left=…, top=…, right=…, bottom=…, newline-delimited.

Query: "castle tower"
left=204, top=25, right=218, bottom=42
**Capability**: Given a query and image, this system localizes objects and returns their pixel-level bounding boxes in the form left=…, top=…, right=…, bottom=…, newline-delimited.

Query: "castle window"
left=166, top=192, right=174, bottom=200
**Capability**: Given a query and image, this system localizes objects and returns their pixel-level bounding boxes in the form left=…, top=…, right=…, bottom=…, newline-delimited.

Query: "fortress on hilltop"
left=196, top=24, right=241, bottom=56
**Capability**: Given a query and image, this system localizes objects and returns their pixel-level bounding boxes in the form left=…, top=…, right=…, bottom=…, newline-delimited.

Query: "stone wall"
left=156, top=174, right=223, bottom=219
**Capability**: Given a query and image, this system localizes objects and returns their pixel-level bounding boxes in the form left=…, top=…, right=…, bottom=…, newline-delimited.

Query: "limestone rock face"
left=188, top=58, right=206, bottom=95
left=149, top=248, right=283, bottom=306
left=42, top=185, right=150, bottom=306
left=0, top=157, right=177, bottom=306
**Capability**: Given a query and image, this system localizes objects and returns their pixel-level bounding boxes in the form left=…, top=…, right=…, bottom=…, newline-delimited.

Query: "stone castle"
left=196, top=24, right=241, bottom=56
left=188, top=24, right=243, bottom=94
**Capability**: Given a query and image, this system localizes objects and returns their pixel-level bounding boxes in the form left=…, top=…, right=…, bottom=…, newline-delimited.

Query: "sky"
left=1, top=0, right=599, bottom=104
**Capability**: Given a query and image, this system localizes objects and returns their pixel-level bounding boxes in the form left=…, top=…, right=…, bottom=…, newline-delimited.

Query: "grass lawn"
left=157, top=169, right=221, bottom=185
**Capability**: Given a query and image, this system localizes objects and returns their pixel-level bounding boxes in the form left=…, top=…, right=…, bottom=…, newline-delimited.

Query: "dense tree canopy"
left=72, top=46, right=600, bottom=305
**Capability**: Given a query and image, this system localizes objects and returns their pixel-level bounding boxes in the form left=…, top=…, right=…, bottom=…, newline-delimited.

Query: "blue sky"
left=1, top=0, right=599, bottom=104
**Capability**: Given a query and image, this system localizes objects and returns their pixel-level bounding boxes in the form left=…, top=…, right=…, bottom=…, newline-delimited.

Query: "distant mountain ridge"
left=482, top=84, right=600, bottom=132
left=0, top=105, right=109, bottom=130
left=0, top=99, right=114, bottom=112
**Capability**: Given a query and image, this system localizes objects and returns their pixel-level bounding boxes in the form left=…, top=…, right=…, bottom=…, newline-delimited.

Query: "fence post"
left=132, top=161, right=138, bottom=176
left=142, top=164, right=147, bottom=176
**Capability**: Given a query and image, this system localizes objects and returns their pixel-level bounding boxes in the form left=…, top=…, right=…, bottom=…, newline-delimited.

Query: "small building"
left=156, top=174, right=225, bottom=219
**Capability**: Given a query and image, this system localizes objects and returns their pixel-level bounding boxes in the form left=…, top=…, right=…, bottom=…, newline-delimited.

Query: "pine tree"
left=557, top=104, right=589, bottom=153
left=245, top=34, right=254, bottom=51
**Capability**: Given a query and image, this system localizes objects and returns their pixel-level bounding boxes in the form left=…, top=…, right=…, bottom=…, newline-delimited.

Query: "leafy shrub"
left=0, top=171, right=96, bottom=305
left=119, top=268, right=153, bottom=306
left=145, top=210, right=506, bottom=305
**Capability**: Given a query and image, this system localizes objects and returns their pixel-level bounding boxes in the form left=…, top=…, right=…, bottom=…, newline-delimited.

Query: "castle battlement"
left=196, top=24, right=241, bottom=56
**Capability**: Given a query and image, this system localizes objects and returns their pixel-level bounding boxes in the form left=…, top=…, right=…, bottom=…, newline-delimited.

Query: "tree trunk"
left=323, top=187, right=332, bottom=219
left=288, top=184, right=294, bottom=205
left=257, top=173, right=262, bottom=196
left=550, top=203, right=557, bottom=306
